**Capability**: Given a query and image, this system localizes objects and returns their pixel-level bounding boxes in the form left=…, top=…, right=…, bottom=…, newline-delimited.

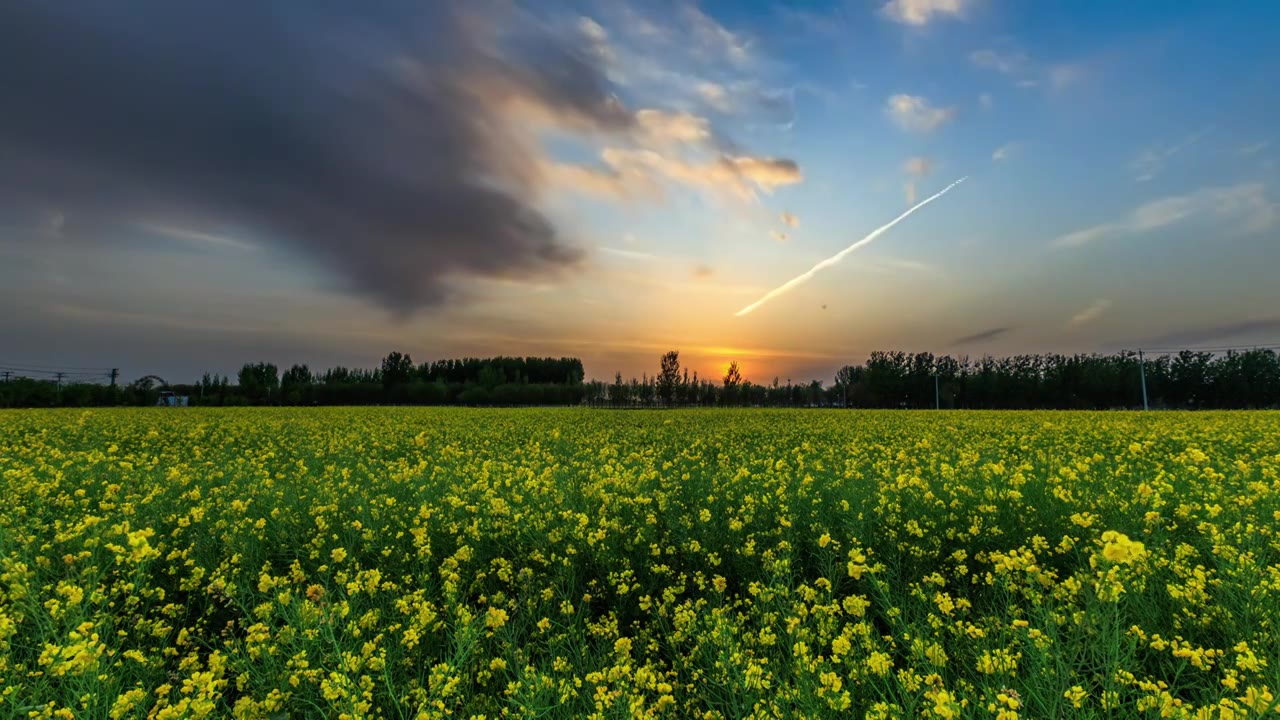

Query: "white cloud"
left=536, top=8, right=803, bottom=209
left=992, top=142, right=1018, bottom=161
left=902, top=156, right=932, bottom=204
left=965, top=46, right=1096, bottom=95
left=1131, top=195, right=1197, bottom=230
left=1052, top=224, right=1117, bottom=249
left=880, top=0, right=968, bottom=26
left=851, top=255, right=943, bottom=277
left=685, top=81, right=797, bottom=123
left=877, top=257, right=941, bottom=274
left=978, top=92, right=993, bottom=110
left=682, top=4, right=752, bottom=67
left=1053, top=184, right=1277, bottom=248
left=903, top=156, right=933, bottom=176
left=599, top=246, right=656, bottom=261
left=1238, top=140, right=1272, bottom=157
left=1130, top=129, right=1210, bottom=182
left=139, top=222, right=255, bottom=251
left=969, top=49, right=1029, bottom=75
left=577, top=16, right=616, bottom=66
left=972, top=47, right=1082, bottom=94
left=1048, top=63, right=1085, bottom=91
left=1069, top=298, right=1111, bottom=328
left=635, top=109, right=712, bottom=145
left=696, top=82, right=733, bottom=112
left=570, top=4, right=766, bottom=118
left=579, top=16, right=608, bottom=44
left=558, top=148, right=801, bottom=202
left=543, top=161, right=658, bottom=200
left=780, top=211, right=799, bottom=228
left=729, top=156, right=803, bottom=188
left=886, top=94, right=957, bottom=133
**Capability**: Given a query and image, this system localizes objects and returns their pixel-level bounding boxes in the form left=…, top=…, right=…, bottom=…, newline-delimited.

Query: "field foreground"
left=1, top=408, right=1278, bottom=719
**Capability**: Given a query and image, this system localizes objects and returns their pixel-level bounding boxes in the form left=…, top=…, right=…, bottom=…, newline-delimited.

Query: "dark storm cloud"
left=951, top=327, right=1014, bottom=345
left=0, top=1, right=629, bottom=312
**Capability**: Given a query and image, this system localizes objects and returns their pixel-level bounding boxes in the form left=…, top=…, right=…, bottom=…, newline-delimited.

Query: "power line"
left=0, top=360, right=120, bottom=388
left=0, top=367, right=114, bottom=383
left=0, top=367, right=110, bottom=377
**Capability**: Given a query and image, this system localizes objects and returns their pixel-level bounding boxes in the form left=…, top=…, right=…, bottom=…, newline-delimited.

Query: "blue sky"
left=2, top=0, right=1278, bottom=383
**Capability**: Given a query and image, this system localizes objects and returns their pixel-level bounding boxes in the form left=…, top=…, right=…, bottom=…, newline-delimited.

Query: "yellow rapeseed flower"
left=1100, top=531, right=1146, bottom=565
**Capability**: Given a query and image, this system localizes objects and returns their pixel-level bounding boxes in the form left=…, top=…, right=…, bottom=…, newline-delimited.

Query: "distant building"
left=157, top=391, right=189, bottom=407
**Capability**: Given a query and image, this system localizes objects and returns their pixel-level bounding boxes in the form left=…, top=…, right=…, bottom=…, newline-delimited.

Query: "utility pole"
left=1, top=371, right=10, bottom=382
left=935, top=373, right=940, bottom=410
left=55, top=371, right=64, bottom=389
left=110, top=368, right=119, bottom=387
left=1138, top=349, right=1149, bottom=411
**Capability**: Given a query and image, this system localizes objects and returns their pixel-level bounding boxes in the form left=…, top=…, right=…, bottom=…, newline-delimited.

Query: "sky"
left=2, top=0, right=1279, bottom=385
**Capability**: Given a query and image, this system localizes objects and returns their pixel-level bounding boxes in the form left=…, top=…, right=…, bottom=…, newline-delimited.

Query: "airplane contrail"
left=734, top=176, right=968, bottom=317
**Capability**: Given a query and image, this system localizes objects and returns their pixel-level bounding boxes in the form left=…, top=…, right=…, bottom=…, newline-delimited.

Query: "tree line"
left=2, top=348, right=1278, bottom=409
left=585, top=349, right=1280, bottom=410
left=0, top=354, right=587, bottom=408
left=203, top=354, right=587, bottom=406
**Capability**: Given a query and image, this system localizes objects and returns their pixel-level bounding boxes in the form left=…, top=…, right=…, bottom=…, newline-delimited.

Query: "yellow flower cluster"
left=1, top=407, right=1278, bottom=718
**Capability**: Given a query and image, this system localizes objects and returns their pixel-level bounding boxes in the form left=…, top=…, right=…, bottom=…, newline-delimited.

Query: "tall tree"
left=722, top=361, right=742, bottom=406
left=723, top=361, right=742, bottom=388
left=609, top=371, right=626, bottom=407
left=834, top=365, right=860, bottom=407
left=237, top=362, right=279, bottom=403
left=281, top=364, right=313, bottom=405
left=282, top=364, right=313, bottom=389
left=381, top=351, right=413, bottom=390
left=657, top=351, right=681, bottom=407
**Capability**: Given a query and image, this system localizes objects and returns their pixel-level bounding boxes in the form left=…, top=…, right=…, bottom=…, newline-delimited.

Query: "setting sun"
left=719, top=361, right=735, bottom=381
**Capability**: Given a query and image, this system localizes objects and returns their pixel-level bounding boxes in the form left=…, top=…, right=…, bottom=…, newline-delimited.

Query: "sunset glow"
left=2, top=1, right=1278, bottom=385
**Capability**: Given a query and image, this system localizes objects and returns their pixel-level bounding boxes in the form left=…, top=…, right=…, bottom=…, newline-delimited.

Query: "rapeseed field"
left=1, top=408, right=1278, bottom=719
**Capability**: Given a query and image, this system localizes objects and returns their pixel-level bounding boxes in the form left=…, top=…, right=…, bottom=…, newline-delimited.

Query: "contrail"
left=734, top=176, right=968, bottom=317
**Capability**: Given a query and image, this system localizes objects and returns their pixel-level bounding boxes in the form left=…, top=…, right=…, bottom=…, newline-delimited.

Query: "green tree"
left=722, top=361, right=742, bottom=406
left=723, top=361, right=742, bottom=388
left=237, top=362, right=279, bottom=404
left=657, top=351, right=681, bottom=407
left=281, top=364, right=313, bottom=405
left=609, top=372, right=627, bottom=407
left=282, top=364, right=313, bottom=389
left=381, top=351, right=413, bottom=391
left=477, top=364, right=503, bottom=390
left=834, top=365, right=860, bottom=407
